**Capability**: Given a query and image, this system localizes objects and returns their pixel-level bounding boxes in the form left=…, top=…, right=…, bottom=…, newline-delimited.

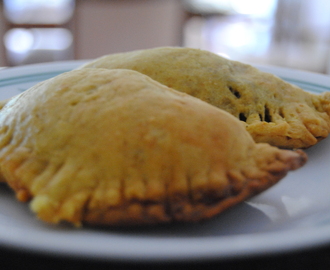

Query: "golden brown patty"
left=80, top=47, right=330, bottom=149
left=0, top=68, right=307, bottom=226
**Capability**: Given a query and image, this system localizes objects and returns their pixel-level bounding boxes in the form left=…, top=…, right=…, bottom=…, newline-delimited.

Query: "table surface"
left=1, top=243, right=330, bottom=270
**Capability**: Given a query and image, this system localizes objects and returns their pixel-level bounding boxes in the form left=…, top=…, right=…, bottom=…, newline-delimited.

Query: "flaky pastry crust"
left=0, top=69, right=307, bottom=226
left=80, top=47, right=330, bottom=149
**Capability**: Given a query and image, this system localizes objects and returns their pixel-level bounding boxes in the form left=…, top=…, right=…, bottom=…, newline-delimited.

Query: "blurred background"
left=0, top=0, right=330, bottom=74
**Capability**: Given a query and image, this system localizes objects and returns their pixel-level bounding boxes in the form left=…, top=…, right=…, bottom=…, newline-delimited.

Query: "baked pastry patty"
left=0, top=68, right=307, bottom=226
left=80, top=47, right=330, bottom=149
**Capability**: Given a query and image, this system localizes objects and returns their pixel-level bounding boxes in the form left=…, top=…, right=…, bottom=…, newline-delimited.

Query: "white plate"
left=1, top=61, right=330, bottom=262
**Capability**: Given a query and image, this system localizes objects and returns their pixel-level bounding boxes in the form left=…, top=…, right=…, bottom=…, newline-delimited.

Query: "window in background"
left=182, top=0, right=278, bottom=63
left=3, top=0, right=75, bottom=25
left=3, top=0, right=75, bottom=66
left=4, top=28, right=73, bottom=66
left=182, top=0, right=330, bottom=74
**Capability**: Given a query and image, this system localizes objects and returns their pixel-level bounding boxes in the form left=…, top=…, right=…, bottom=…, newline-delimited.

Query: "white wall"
left=74, top=0, right=185, bottom=60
